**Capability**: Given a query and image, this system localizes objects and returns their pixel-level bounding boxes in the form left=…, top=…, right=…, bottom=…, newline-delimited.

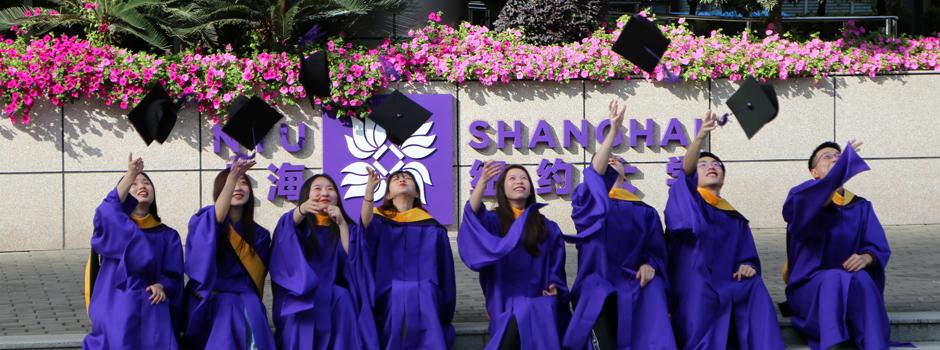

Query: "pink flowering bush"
left=0, top=12, right=937, bottom=124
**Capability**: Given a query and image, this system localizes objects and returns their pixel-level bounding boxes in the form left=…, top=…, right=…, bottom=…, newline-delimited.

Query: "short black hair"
left=698, top=151, right=726, bottom=172
left=809, top=142, right=841, bottom=169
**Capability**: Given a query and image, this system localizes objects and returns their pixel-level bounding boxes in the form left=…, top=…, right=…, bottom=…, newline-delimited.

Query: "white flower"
left=344, top=118, right=386, bottom=159
left=399, top=122, right=437, bottom=159
left=340, top=119, right=437, bottom=204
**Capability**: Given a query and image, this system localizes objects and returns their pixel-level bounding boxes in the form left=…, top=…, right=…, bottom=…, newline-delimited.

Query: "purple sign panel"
left=323, top=94, right=455, bottom=224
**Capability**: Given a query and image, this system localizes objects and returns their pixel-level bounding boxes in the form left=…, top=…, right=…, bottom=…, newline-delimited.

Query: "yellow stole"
left=511, top=207, right=524, bottom=219
left=130, top=214, right=161, bottom=229
left=782, top=189, right=857, bottom=283
left=227, top=224, right=267, bottom=297
left=314, top=214, right=331, bottom=227
left=832, top=189, right=856, bottom=206
left=373, top=207, right=434, bottom=223
left=609, top=188, right=641, bottom=202
left=85, top=214, right=162, bottom=313
left=697, top=187, right=737, bottom=211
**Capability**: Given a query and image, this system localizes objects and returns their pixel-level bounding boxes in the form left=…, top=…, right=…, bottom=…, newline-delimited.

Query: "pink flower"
left=428, top=12, right=441, bottom=22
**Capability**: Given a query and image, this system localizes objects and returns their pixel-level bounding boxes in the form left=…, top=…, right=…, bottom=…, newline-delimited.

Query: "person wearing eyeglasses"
left=781, top=140, right=896, bottom=350
left=663, top=111, right=784, bottom=350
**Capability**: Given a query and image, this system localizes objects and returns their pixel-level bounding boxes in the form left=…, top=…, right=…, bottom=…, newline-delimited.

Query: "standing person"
left=664, top=112, right=785, bottom=350
left=270, top=174, right=378, bottom=349
left=458, top=162, right=570, bottom=350
left=562, top=101, right=676, bottom=350
left=783, top=140, right=896, bottom=350
left=84, top=153, right=184, bottom=350
left=360, top=168, right=456, bottom=349
left=182, top=159, right=275, bottom=349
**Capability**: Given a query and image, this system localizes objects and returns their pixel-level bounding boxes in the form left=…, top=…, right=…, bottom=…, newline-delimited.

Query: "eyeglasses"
left=817, top=152, right=840, bottom=163
left=697, top=161, right=723, bottom=170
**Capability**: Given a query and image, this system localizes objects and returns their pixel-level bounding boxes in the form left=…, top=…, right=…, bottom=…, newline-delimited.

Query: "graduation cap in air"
left=612, top=14, right=671, bottom=74
left=367, top=90, right=433, bottom=145
left=722, top=76, right=779, bottom=139
left=221, top=95, right=284, bottom=151
left=300, top=51, right=331, bottom=100
left=127, top=84, right=179, bottom=146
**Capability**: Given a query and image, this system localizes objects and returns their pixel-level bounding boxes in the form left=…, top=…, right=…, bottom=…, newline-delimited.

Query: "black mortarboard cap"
left=222, top=95, right=284, bottom=150
left=300, top=51, right=331, bottom=99
left=724, top=76, right=779, bottom=139
left=367, top=90, right=432, bottom=145
left=612, top=14, right=671, bottom=74
left=127, top=84, right=178, bottom=145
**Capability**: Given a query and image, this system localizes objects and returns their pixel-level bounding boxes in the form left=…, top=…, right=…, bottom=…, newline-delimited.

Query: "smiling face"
left=810, top=147, right=840, bottom=180
left=128, top=173, right=154, bottom=206
left=502, top=167, right=532, bottom=202
left=308, top=176, right=339, bottom=210
left=230, top=176, right=251, bottom=207
left=696, top=156, right=725, bottom=188
left=385, top=171, right=417, bottom=200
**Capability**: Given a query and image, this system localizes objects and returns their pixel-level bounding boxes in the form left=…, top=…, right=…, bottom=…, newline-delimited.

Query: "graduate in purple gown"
left=783, top=140, right=897, bottom=350
left=84, top=154, right=184, bottom=350
left=562, top=100, right=676, bottom=350
left=458, top=162, right=570, bottom=350
left=664, top=112, right=784, bottom=350
left=359, top=168, right=456, bottom=349
left=270, top=174, right=378, bottom=350
left=182, top=159, right=275, bottom=349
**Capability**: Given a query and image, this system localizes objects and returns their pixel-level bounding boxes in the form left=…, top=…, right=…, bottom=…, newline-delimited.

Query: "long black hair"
left=213, top=168, right=256, bottom=243
left=378, top=170, right=424, bottom=214
left=118, top=172, right=161, bottom=222
left=494, top=164, right=547, bottom=256
left=297, top=174, right=354, bottom=255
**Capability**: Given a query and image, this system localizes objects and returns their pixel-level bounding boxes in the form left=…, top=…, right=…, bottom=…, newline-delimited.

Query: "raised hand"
left=695, top=110, right=718, bottom=141
left=365, top=167, right=382, bottom=200
left=480, top=161, right=502, bottom=184
left=228, top=158, right=255, bottom=182
left=127, top=152, right=144, bottom=176
left=848, top=138, right=864, bottom=153
left=608, top=99, right=626, bottom=132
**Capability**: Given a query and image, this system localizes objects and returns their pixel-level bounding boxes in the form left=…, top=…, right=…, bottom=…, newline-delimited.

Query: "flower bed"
left=1, top=12, right=937, bottom=124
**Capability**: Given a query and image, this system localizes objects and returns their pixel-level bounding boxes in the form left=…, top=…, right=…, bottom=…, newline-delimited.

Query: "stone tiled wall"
left=2, top=74, right=938, bottom=252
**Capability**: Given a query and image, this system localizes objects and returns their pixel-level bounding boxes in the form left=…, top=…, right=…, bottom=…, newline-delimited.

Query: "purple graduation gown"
left=664, top=171, right=785, bottom=350
left=182, top=205, right=275, bottom=350
left=362, top=212, right=456, bottom=349
left=782, top=145, right=894, bottom=350
left=562, top=167, right=676, bottom=350
left=458, top=202, right=571, bottom=350
left=270, top=211, right=378, bottom=350
left=83, top=189, right=184, bottom=350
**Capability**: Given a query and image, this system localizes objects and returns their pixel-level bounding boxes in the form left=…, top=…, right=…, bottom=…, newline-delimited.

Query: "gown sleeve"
left=566, top=166, right=611, bottom=243
left=859, top=204, right=891, bottom=291
left=782, top=144, right=870, bottom=237
left=437, top=224, right=457, bottom=328
left=269, top=210, right=320, bottom=315
left=90, top=188, right=140, bottom=259
left=641, top=210, right=669, bottom=282
left=456, top=202, right=537, bottom=271
left=184, top=205, right=225, bottom=299
left=664, top=171, right=708, bottom=237
left=160, top=231, right=185, bottom=331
